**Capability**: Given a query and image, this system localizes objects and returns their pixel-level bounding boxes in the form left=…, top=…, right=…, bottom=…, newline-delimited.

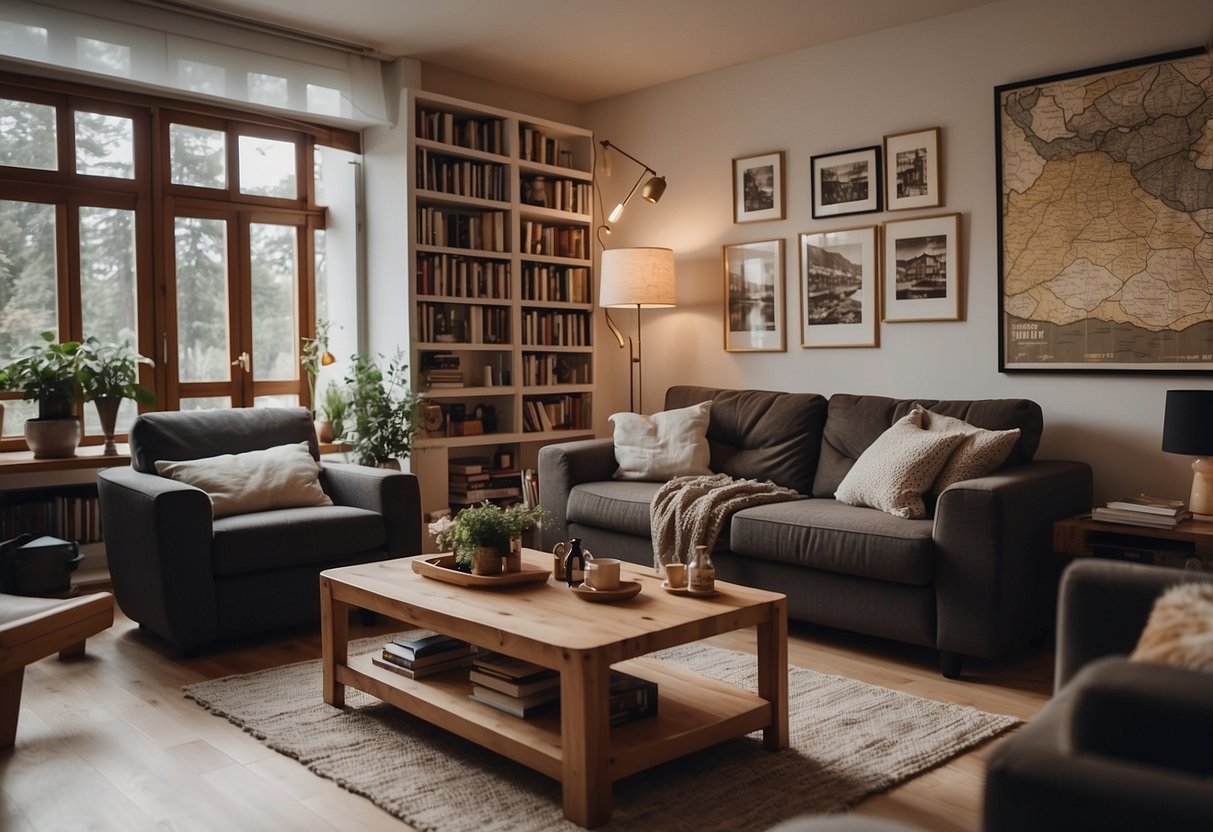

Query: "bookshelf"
left=406, top=91, right=596, bottom=533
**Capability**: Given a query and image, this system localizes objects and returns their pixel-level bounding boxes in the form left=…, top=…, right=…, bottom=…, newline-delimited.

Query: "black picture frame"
left=810, top=145, right=881, bottom=219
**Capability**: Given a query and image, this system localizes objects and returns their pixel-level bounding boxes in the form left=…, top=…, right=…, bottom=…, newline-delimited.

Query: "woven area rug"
left=184, top=635, right=1018, bottom=831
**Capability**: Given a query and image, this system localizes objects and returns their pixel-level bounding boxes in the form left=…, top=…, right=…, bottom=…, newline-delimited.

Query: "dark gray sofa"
left=539, top=386, right=1092, bottom=675
left=97, top=407, right=421, bottom=654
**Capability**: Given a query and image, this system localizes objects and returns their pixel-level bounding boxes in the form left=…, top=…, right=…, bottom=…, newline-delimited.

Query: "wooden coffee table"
left=320, top=548, right=788, bottom=828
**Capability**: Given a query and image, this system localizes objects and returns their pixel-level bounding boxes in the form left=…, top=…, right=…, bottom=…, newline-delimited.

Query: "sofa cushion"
left=566, top=480, right=661, bottom=538
left=834, top=407, right=966, bottom=518
left=610, top=401, right=713, bottom=481
left=922, top=409, right=1021, bottom=493
left=154, top=441, right=333, bottom=518
left=211, top=505, right=385, bottom=576
left=729, top=499, right=936, bottom=586
left=813, top=394, right=1044, bottom=497
left=665, top=386, right=828, bottom=494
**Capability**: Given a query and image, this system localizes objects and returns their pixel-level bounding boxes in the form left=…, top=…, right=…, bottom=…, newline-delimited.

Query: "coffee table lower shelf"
left=342, top=652, right=772, bottom=781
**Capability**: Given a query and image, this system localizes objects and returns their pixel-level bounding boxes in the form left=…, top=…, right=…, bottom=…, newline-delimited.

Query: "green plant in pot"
left=0, top=331, right=84, bottom=458
left=76, top=337, right=156, bottom=455
left=321, top=383, right=349, bottom=444
left=343, top=351, right=423, bottom=468
left=435, top=502, right=547, bottom=575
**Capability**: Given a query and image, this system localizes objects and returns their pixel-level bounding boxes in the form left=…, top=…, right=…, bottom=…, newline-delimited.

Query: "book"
left=383, top=642, right=475, bottom=669
left=471, top=651, right=550, bottom=681
left=466, top=665, right=657, bottom=724
left=449, top=457, right=491, bottom=474
left=388, top=633, right=470, bottom=659
left=1090, top=507, right=1189, bottom=529
left=469, top=668, right=560, bottom=698
left=468, top=691, right=558, bottom=719
left=470, top=683, right=560, bottom=711
left=372, top=654, right=474, bottom=679
left=1105, top=494, right=1187, bottom=516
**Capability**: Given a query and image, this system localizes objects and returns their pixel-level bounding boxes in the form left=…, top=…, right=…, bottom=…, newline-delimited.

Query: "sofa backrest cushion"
left=812, top=394, right=1043, bottom=498
left=665, top=386, right=828, bottom=494
left=129, top=407, right=320, bottom=474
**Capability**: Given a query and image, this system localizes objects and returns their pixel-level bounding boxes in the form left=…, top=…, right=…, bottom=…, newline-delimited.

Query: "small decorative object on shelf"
left=687, top=544, right=716, bottom=595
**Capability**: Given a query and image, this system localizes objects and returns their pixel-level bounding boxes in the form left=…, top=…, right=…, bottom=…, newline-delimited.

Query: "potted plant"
left=343, top=351, right=423, bottom=468
left=319, top=383, right=349, bottom=444
left=434, top=502, right=546, bottom=575
left=76, top=336, right=155, bottom=454
left=300, top=319, right=336, bottom=438
left=501, top=503, right=547, bottom=571
left=0, top=331, right=84, bottom=458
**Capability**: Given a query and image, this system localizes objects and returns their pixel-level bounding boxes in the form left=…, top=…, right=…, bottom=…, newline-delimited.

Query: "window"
left=0, top=72, right=359, bottom=449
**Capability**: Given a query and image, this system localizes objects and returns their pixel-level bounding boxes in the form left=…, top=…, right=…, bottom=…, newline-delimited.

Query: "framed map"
left=996, top=47, right=1213, bottom=374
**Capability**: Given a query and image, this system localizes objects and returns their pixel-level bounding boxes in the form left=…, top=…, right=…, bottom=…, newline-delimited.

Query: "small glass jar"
left=687, top=545, right=716, bottom=594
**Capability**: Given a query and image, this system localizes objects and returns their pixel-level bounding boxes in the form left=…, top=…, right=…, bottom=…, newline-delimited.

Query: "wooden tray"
left=412, top=555, right=551, bottom=588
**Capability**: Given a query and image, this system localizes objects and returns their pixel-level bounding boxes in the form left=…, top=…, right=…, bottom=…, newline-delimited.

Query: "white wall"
left=583, top=0, right=1213, bottom=505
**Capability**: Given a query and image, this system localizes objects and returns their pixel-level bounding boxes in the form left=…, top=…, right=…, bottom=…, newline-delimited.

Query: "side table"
left=1053, top=514, right=1213, bottom=570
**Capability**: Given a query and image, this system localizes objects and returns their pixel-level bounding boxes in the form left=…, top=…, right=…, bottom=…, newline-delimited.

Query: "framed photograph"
left=884, top=127, right=941, bottom=211
left=799, top=226, right=879, bottom=348
left=997, top=47, right=1213, bottom=373
left=732, top=151, right=785, bottom=223
left=882, top=213, right=961, bottom=322
left=811, top=146, right=881, bottom=218
left=723, top=238, right=785, bottom=352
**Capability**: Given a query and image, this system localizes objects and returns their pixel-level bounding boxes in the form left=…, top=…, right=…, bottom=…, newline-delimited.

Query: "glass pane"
left=80, top=205, right=138, bottom=345
left=83, top=398, right=135, bottom=436
left=254, top=394, right=298, bottom=408
left=76, top=38, right=131, bottom=76
left=250, top=223, right=298, bottom=381
left=2, top=399, right=37, bottom=435
left=238, top=135, right=296, bottom=199
left=177, top=59, right=224, bottom=95
left=75, top=111, right=135, bottom=178
left=0, top=23, right=48, bottom=62
left=0, top=98, right=57, bottom=170
left=248, top=73, right=287, bottom=107
left=314, top=229, right=328, bottom=324
left=170, top=123, right=226, bottom=189
left=0, top=199, right=58, bottom=359
left=174, top=216, right=230, bottom=383
left=179, top=396, right=230, bottom=411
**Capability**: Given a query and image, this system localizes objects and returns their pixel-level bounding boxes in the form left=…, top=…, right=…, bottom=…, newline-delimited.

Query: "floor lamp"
left=599, top=247, right=676, bottom=413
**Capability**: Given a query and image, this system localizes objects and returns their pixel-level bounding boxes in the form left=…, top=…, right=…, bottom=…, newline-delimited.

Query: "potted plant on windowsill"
left=343, top=351, right=423, bottom=469
left=76, top=337, right=156, bottom=455
left=0, top=332, right=84, bottom=459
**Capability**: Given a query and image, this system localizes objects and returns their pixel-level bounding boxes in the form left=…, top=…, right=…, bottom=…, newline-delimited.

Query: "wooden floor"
left=0, top=602, right=1053, bottom=832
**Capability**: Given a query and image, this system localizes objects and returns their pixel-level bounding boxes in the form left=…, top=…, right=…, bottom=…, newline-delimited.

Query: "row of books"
left=520, top=264, right=591, bottom=304
left=417, top=207, right=508, bottom=253
left=520, top=220, right=588, bottom=260
left=417, top=148, right=508, bottom=202
left=520, top=309, right=592, bottom=348
left=370, top=636, right=659, bottom=727
left=521, top=352, right=591, bottom=387
left=416, top=108, right=505, bottom=155
left=450, top=466, right=523, bottom=506
left=522, top=394, right=590, bottom=432
left=0, top=491, right=104, bottom=544
left=521, top=176, right=591, bottom=214
left=416, top=253, right=511, bottom=300
left=417, top=302, right=511, bottom=345
left=1091, top=493, right=1190, bottom=529
left=519, top=126, right=576, bottom=168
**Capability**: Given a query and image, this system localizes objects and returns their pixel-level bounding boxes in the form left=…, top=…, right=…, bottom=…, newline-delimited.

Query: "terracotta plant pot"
left=24, top=417, right=80, bottom=459
left=93, top=396, right=122, bottom=455
left=472, top=545, right=502, bottom=576
left=315, top=419, right=334, bottom=443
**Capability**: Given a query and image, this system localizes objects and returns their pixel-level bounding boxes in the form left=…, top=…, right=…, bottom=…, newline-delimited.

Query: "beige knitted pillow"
left=1130, top=582, right=1213, bottom=672
left=834, top=406, right=966, bottom=519
left=921, top=409, right=1021, bottom=493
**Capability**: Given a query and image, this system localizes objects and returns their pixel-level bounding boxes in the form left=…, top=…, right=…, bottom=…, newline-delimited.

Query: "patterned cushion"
left=921, top=409, right=1021, bottom=492
left=833, top=406, right=965, bottom=519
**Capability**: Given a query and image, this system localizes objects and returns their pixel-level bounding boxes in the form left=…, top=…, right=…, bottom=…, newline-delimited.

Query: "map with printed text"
left=998, top=50, right=1213, bottom=370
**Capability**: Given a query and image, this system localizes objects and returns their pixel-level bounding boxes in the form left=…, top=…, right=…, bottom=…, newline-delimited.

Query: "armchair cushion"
left=154, top=441, right=332, bottom=518
left=211, top=506, right=386, bottom=576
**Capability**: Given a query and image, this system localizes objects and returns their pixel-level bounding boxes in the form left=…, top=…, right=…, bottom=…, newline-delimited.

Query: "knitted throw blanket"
left=650, top=473, right=801, bottom=570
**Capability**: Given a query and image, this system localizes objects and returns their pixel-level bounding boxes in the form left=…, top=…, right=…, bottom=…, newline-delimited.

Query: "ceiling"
left=158, top=0, right=1006, bottom=103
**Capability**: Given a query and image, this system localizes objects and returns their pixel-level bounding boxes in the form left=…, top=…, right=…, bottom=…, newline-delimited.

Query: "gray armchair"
left=983, top=559, right=1213, bottom=832
left=97, top=408, right=421, bottom=654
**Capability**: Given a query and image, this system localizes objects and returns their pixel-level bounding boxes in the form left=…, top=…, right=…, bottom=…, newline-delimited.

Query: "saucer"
left=570, top=580, right=642, bottom=603
left=662, top=582, right=717, bottom=597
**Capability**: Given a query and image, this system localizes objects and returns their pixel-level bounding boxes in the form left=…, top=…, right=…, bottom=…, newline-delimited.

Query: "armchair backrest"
left=128, top=407, right=319, bottom=474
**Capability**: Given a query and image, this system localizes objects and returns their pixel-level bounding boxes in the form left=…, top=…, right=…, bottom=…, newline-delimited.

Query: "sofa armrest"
left=96, top=466, right=218, bottom=649
left=538, top=438, right=617, bottom=550
left=932, top=459, right=1092, bottom=659
left=320, top=462, right=421, bottom=557
left=983, top=657, right=1213, bottom=832
left=1057, top=559, right=1213, bottom=689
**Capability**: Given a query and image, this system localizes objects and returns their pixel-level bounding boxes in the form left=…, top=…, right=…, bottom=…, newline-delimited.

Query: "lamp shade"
left=1161, top=389, right=1213, bottom=455
left=641, top=176, right=667, bottom=203
left=599, top=247, right=676, bottom=308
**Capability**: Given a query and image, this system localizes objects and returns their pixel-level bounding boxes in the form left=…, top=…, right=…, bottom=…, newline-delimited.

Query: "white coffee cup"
left=585, top=557, right=621, bottom=591
left=664, top=562, right=686, bottom=588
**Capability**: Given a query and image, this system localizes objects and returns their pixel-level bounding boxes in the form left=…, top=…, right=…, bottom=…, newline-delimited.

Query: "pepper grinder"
left=563, top=537, right=586, bottom=587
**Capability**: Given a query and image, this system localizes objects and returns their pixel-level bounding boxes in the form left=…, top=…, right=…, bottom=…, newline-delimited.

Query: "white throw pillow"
left=834, top=406, right=966, bottom=519
left=154, top=441, right=333, bottom=518
left=610, top=401, right=713, bottom=481
left=921, top=409, right=1021, bottom=493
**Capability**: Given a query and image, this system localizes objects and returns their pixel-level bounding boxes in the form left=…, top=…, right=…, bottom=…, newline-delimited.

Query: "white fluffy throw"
left=650, top=473, right=801, bottom=570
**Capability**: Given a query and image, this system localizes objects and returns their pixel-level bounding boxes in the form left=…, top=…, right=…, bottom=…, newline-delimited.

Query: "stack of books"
left=1091, top=494, right=1190, bottom=529
left=371, top=633, right=475, bottom=679
left=467, top=651, right=658, bottom=725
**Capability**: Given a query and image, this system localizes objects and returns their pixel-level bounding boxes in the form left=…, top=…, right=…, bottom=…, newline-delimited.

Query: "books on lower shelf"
left=466, top=651, right=657, bottom=724
left=1091, top=504, right=1190, bottom=529
left=374, top=634, right=476, bottom=678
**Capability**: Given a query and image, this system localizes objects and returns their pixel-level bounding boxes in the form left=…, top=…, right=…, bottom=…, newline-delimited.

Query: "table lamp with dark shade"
left=1162, top=389, right=1213, bottom=521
